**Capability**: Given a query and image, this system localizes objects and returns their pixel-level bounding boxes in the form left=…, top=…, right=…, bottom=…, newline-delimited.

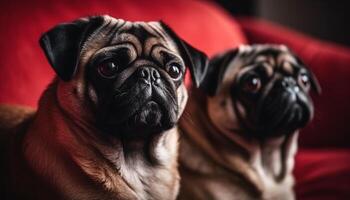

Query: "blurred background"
left=217, top=0, right=349, bottom=47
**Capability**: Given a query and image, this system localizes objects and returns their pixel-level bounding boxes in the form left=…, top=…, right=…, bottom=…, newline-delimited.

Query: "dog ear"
left=308, top=70, right=322, bottom=94
left=39, top=16, right=103, bottom=81
left=200, top=49, right=239, bottom=96
left=159, top=22, right=209, bottom=88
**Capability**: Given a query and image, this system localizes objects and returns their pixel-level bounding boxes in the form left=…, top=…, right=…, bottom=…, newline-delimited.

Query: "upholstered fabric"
left=295, top=149, right=350, bottom=200
left=0, top=0, right=247, bottom=107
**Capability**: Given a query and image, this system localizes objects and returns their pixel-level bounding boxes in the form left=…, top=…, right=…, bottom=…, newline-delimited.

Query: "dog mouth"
left=258, top=101, right=309, bottom=135
left=241, top=89, right=313, bottom=137
left=133, top=100, right=163, bottom=127
left=98, top=83, right=178, bottom=136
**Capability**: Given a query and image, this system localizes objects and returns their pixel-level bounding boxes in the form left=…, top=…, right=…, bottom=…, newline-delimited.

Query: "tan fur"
left=0, top=15, right=188, bottom=200
left=178, top=45, right=300, bottom=200
left=0, top=105, right=35, bottom=132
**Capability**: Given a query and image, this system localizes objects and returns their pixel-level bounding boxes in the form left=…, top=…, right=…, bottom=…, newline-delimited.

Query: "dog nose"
left=138, top=68, right=149, bottom=80
left=280, top=77, right=296, bottom=88
left=277, top=77, right=301, bottom=101
left=151, top=68, right=160, bottom=81
left=274, top=77, right=300, bottom=96
left=138, top=67, right=160, bottom=83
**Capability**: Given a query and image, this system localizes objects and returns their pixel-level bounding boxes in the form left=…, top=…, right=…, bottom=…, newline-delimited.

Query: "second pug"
left=178, top=45, right=320, bottom=200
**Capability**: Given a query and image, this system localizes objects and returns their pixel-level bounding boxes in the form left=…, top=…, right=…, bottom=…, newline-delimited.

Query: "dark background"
left=216, top=0, right=349, bottom=47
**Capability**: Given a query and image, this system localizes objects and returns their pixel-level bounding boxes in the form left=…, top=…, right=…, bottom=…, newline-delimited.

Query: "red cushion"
left=238, top=17, right=350, bottom=148
left=294, top=149, right=350, bottom=200
left=0, top=0, right=247, bottom=107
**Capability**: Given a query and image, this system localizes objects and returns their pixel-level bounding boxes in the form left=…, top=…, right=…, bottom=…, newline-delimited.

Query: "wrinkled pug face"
left=200, top=45, right=321, bottom=138
left=40, top=15, right=208, bottom=138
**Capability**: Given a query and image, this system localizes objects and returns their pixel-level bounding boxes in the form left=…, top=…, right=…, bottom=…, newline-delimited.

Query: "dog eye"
left=242, top=74, right=261, bottom=93
left=98, top=61, right=119, bottom=78
left=298, top=73, right=310, bottom=90
left=168, top=64, right=182, bottom=80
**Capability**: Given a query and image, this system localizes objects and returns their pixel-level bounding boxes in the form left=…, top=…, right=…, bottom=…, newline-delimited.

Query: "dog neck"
left=179, top=89, right=297, bottom=199
left=22, top=80, right=180, bottom=200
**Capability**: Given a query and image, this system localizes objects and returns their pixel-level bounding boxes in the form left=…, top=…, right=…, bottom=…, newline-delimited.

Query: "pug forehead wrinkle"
left=80, top=17, right=177, bottom=71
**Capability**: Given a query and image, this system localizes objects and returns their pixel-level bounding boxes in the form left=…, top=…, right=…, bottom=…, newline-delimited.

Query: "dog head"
left=40, top=15, right=208, bottom=139
left=200, top=45, right=320, bottom=138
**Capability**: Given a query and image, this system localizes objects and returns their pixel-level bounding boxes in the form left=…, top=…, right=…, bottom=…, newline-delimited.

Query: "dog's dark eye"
left=168, top=64, right=182, bottom=80
left=98, top=61, right=119, bottom=78
left=298, top=73, right=310, bottom=90
left=242, top=74, right=261, bottom=93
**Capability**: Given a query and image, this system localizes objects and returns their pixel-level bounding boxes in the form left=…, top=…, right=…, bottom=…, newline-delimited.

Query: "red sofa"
left=0, top=0, right=349, bottom=199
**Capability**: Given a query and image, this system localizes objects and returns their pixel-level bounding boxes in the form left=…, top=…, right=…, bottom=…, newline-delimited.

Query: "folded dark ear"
left=309, top=70, right=322, bottom=94
left=200, top=49, right=238, bottom=96
left=159, top=22, right=209, bottom=88
left=39, top=16, right=103, bottom=81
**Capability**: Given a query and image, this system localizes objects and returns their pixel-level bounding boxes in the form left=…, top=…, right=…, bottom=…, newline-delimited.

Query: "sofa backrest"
left=0, top=0, right=246, bottom=107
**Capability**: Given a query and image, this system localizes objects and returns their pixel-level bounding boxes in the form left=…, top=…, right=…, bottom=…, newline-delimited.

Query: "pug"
left=0, top=15, right=208, bottom=200
left=178, top=44, right=320, bottom=200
